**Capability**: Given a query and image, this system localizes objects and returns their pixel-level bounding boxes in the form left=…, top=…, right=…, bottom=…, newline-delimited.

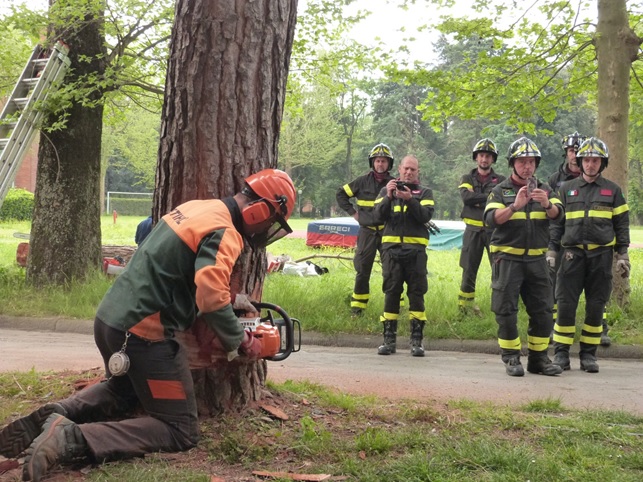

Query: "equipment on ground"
left=0, top=42, right=71, bottom=210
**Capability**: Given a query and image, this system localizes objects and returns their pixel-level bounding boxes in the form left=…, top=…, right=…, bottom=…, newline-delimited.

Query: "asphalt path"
left=1, top=328, right=642, bottom=414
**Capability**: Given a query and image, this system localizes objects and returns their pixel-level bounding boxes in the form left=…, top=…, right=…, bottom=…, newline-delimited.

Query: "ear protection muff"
left=242, top=199, right=273, bottom=226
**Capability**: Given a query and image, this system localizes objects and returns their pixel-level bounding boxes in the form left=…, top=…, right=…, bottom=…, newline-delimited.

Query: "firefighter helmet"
left=561, top=131, right=587, bottom=152
left=368, top=143, right=394, bottom=170
left=507, top=137, right=541, bottom=169
left=576, top=137, right=609, bottom=174
left=242, top=169, right=296, bottom=248
left=472, top=138, right=498, bottom=162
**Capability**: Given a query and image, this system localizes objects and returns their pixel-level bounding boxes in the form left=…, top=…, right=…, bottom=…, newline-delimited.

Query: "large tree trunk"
left=27, top=4, right=105, bottom=286
left=156, top=0, right=298, bottom=415
left=595, top=0, right=640, bottom=309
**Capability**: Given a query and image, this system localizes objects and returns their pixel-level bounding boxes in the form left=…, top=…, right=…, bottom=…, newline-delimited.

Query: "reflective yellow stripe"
left=410, top=311, right=427, bottom=321
left=565, top=208, right=619, bottom=220
left=459, top=291, right=475, bottom=299
left=464, top=218, right=484, bottom=227
left=579, top=335, right=600, bottom=345
left=588, top=210, right=613, bottom=219
left=566, top=211, right=585, bottom=219
left=490, top=246, right=547, bottom=256
left=582, top=323, right=603, bottom=334
left=485, top=202, right=505, bottom=211
left=530, top=212, right=547, bottom=220
left=352, top=293, right=369, bottom=300
left=614, top=204, right=629, bottom=215
left=498, top=337, right=521, bottom=350
left=351, top=301, right=367, bottom=309
left=374, top=197, right=385, bottom=205
left=366, top=225, right=385, bottom=230
left=356, top=199, right=375, bottom=207
left=528, top=335, right=549, bottom=352
left=459, top=183, right=473, bottom=190
left=572, top=238, right=616, bottom=250
left=393, top=206, right=406, bottom=212
left=554, top=323, right=575, bottom=334
left=343, top=184, right=354, bottom=197
left=420, top=199, right=435, bottom=206
left=510, top=212, right=527, bottom=220
left=550, top=197, right=562, bottom=205
left=380, top=313, right=399, bottom=321
left=405, top=237, right=428, bottom=245
left=553, top=333, right=574, bottom=345
left=382, top=236, right=428, bottom=246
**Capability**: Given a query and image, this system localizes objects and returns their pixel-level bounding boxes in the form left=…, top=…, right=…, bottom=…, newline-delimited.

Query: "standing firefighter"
left=337, top=143, right=395, bottom=317
left=457, top=138, right=505, bottom=313
left=550, top=138, right=630, bottom=373
left=374, top=155, right=434, bottom=356
left=0, top=169, right=297, bottom=481
left=484, top=137, right=564, bottom=377
left=548, top=132, right=612, bottom=346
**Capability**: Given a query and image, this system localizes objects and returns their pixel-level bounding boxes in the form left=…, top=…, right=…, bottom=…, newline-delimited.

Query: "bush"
left=0, top=188, right=34, bottom=221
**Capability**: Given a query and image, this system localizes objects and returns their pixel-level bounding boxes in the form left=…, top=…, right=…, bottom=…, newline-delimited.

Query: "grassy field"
left=1, top=216, right=642, bottom=345
left=1, top=218, right=643, bottom=480
left=0, top=369, right=642, bottom=481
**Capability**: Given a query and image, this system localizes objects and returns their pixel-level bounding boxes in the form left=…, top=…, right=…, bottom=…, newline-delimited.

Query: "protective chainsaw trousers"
left=58, top=318, right=199, bottom=462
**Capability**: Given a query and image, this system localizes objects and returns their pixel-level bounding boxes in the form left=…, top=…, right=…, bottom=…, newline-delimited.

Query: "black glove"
left=426, top=221, right=441, bottom=236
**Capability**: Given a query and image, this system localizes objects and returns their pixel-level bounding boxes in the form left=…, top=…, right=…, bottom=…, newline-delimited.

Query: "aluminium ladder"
left=0, top=41, right=71, bottom=210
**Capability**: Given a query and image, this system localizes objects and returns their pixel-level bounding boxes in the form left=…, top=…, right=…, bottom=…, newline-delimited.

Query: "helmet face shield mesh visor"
left=247, top=215, right=293, bottom=250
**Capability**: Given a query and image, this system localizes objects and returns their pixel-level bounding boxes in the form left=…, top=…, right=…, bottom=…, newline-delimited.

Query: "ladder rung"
left=13, top=98, right=29, bottom=109
left=0, top=139, right=8, bottom=149
left=22, top=78, right=39, bottom=88
left=32, top=58, right=48, bottom=66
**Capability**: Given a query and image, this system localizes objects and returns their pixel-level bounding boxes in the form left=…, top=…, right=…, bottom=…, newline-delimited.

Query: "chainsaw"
left=238, top=302, right=301, bottom=361
left=179, top=301, right=301, bottom=368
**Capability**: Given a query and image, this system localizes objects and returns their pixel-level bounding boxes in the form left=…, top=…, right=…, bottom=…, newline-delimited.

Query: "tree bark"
left=595, top=0, right=641, bottom=309
left=156, top=0, right=298, bottom=415
left=27, top=4, right=105, bottom=286
left=596, top=0, right=639, bottom=191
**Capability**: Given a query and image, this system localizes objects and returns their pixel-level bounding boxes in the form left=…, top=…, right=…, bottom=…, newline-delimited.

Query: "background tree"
left=2, top=0, right=173, bottom=285
left=402, top=0, right=642, bottom=191
left=155, top=0, right=298, bottom=414
left=27, top=0, right=106, bottom=286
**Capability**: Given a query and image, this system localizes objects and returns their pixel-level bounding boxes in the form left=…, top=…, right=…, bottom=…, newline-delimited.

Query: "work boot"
left=377, top=320, right=397, bottom=355
left=580, top=355, right=600, bottom=373
left=600, top=322, right=611, bottom=347
left=552, top=352, right=571, bottom=371
left=23, top=414, right=90, bottom=482
left=579, top=342, right=599, bottom=373
left=552, top=343, right=571, bottom=371
left=527, top=353, right=563, bottom=376
left=503, top=356, right=524, bottom=377
left=410, top=318, right=426, bottom=357
left=0, top=403, right=66, bottom=458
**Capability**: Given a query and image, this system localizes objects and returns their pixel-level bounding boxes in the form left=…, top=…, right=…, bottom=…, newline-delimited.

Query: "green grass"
left=1, top=371, right=642, bottom=481
left=1, top=216, right=643, bottom=345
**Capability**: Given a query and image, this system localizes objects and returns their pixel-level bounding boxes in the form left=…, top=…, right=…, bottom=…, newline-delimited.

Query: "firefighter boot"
left=0, top=403, right=67, bottom=458
left=551, top=343, right=571, bottom=371
left=410, top=319, right=426, bottom=357
left=600, top=321, right=611, bottom=347
left=503, top=355, right=524, bottom=377
left=377, top=320, right=397, bottom=355
left=579, top=343, right=599, bottom=373
left=23, top=414, right=90, bottom=482
left=527, top=350, right=563, bottom=376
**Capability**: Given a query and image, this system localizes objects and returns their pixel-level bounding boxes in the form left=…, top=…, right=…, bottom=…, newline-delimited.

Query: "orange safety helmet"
left=242, top=169, right=297, bottom=248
